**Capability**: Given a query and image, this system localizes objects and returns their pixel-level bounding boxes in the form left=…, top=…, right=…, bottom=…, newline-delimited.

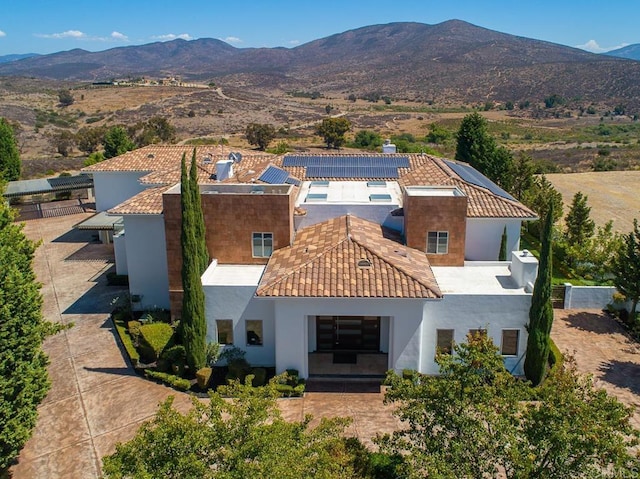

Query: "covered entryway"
left=309, top=315, right=388, bottom=377
left=316, top=316, right=381, bottom=351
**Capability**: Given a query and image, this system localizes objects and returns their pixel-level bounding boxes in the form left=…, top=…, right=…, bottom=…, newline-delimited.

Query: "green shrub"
left=145, top=370, right=191, bottom=391
left=275, top=384, right=294, bottom=397
left=293, top=384, right=305, bottom=396
left=227, top=358, right=251, bottom=383
left=250, top=367, right=267, bottom=387
left=196, top=367, right=212, bottom=389
left=158, top=344, right=186, bottom=372
left=402, top=369, right=417, bottom=380
left=114, top=320, right=139, bottom=367
left=127, top=320, right=142, bottom=345
left=138, top=322, right=174, bottom=362
left=548, top=338, right=563, bottom=375
left=285, top=368, right=299, bottom=378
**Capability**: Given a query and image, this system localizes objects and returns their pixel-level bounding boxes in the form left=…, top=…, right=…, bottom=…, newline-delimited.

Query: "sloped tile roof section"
left=82, top=145, right=266, bottom=174
left=399, top=155, right=536, bottom=219
left=108, top=186, right=167, bottom=215
left=256, top=215, right=442, bottom=299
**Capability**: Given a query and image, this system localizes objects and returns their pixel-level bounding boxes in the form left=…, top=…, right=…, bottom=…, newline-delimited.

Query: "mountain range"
left=606, top=44, right=640, bottom=61
left=1, top=20, right=639, bottom=109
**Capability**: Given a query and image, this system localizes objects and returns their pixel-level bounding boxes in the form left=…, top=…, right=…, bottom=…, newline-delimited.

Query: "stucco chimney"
left=382, top=139, right=397, bottom=154
left=216, top=160, right=234, bottom=181
left=511, top=250, right=538, bottom=290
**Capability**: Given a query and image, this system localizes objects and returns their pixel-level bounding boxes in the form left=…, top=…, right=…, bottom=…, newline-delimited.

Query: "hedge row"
left=114, top=319, right=140, bottom=366
left=145, top=370, right=191, bottom=391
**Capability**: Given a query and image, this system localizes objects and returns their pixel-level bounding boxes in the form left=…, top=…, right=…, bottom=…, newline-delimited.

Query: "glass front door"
left=316, top=316, right=380, bottom=351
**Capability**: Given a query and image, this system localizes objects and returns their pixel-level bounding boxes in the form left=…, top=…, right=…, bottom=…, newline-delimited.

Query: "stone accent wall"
left=163, top=189, right=294, bottom=317
left=403, top=193, right=467, bottom=266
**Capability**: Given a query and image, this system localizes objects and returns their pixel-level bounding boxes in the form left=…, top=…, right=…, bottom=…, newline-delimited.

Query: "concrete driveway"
left=11, top=212, right=400, bottom=478
left=552, top=309, right=640, bottom=429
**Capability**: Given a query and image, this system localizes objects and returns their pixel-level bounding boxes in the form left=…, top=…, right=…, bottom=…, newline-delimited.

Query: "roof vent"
left=147, top=153, right=155, bottom=159
left=357, top=258, right=372, bottom=269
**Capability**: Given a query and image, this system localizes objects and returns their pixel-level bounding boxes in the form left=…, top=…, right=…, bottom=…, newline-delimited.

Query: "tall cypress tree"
left=499, top=226, right=508, bottom=261
left=0, top=194, right=62, bottom=471
left=0, top=118, right=21, bottom=181
left=189, top=149, right=209, bottom=274
left=180, top=154, right=206, bottom=372
left=524, top=203, right=554, bottom=386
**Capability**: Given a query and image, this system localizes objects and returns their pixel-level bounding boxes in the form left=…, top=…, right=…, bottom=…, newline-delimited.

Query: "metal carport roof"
left=3, top=174, right=93, bottom=198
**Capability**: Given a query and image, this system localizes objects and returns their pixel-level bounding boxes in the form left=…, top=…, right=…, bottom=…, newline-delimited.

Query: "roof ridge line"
left=350, top=235, right=442, bottom=297
left=256, top=225, right=351, bottom=295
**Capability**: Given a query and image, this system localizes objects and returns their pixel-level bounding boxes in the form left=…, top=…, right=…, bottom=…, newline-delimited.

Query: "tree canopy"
left=612, top=219, right=640, bottom=318
left=245, top=123, right=276, bottom=150
left=180, top=153, right=206, bottom=372
left=524, top=203, right=554, bottom=386
left=0, top=118, right=21, bottom=181
left=102, top=378, right=362, bottom=479
left=57, top=89, right=74, bottom=107
left=103, top=126, right=135, bottom=159
left=455, top=112, right=513, bottom=188
left=564, top=191, right=595, bottom=247
left=379, top=333, right=640, bottom=478
left=316, top=117, right=351, bottom=149
left=0, top=197, right=62, bottom=472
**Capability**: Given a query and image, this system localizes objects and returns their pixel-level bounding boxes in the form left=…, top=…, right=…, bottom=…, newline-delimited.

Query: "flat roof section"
left=297, top=181, right=403, bottom=206
left=3, top=174, right=93, bottom=198
left=74, top=211, right=124, bottom=231
left=405, top=185, right=466, bottom=197
left=202, top=263, right=266, bottom=287
left=164, top=183, right=293, bottom=196
left=431, top=263, right=526, bottom=295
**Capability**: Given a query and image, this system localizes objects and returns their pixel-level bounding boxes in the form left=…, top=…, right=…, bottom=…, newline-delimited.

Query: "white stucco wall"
left=271, top=298, right=427, bottom=377
left=295, top=205, right=403, bottom=232
left=203, top=286, right=276, bottom=367
left=422, top=293, right=531, bottom=375
left=123, top=215, right=170, bottom=310
left=113, top=231, right=128, bottom=275
left=564, top=285, right=617, bottom=309
left=92, top=171, right=149, bottom=211
left=465, top=218, right=522, bottom=261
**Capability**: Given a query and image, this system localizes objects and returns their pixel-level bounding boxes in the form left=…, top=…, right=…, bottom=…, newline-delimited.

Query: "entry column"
left=274, top=310, right=308, bottom=378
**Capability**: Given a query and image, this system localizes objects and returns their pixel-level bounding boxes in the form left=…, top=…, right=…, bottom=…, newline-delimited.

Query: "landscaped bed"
left=111, top=304, right=305, bottom=396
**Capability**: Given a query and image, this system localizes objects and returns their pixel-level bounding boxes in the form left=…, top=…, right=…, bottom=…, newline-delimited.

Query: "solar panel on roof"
left=306, top=165, right=399, bottom=179
left=282, top=155, right=409, bottom=168
left=285, top=177, right=301, bottom=186
left=443, top=160, right=515, bottom=201
left=258, top=165, right=290, bottom=184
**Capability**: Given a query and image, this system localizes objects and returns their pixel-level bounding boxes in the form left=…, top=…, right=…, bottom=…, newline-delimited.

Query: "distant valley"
left=1, top=20, right=640, bottom=111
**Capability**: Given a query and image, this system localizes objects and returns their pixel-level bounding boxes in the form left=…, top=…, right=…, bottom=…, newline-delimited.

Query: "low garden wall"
left=562, top=284, right=617, bottom=309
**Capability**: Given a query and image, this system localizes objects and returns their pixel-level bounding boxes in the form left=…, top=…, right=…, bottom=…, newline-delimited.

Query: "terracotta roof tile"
left=257, top=215, right=441, bottom=299
left=108, top=186, right=167, bottom=215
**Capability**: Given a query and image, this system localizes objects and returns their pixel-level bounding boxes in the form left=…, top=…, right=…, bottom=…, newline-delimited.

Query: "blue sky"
left=0, top=0, right=637, bottom=56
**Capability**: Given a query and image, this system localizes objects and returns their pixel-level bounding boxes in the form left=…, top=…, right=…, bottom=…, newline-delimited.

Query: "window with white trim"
left=436, top=329, right=454, bottom=355
left=252, top=232, right=273, bottom=258
left=427, top=231, right=449, bottom=254
left=246, top=320, right=263, bottom=346
left=216, top=320, right=233, bottom=345
left=501, top=329, right=519, bottom=356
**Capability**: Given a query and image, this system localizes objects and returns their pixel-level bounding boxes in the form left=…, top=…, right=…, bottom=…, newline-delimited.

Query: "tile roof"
left=108, top=186, right=167, bottom=215
left=82, top=145, right=264, bottom=173
left=91, top=146, right=536, bottom=219
left=256, top=215, right=442, bottom=299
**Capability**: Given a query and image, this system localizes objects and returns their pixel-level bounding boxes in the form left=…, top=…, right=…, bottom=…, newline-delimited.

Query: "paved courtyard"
left=11, top=210, right=640, bottom=477
left=11, top=211, right=400, bottom=478
left=551, top=309, right=640, bottom=430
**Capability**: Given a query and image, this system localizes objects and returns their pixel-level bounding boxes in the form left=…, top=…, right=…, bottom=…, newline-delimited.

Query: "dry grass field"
left=546, top=171, right=640, bottom=233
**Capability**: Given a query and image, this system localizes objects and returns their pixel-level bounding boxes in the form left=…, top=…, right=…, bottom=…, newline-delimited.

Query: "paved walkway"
left=11, top=212, right=399, bottom=478
left=552, top=309, right=640, bottom=430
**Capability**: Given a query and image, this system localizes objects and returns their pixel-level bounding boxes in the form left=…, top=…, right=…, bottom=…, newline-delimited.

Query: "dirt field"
left=546, top=171, right=640, bottom=232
